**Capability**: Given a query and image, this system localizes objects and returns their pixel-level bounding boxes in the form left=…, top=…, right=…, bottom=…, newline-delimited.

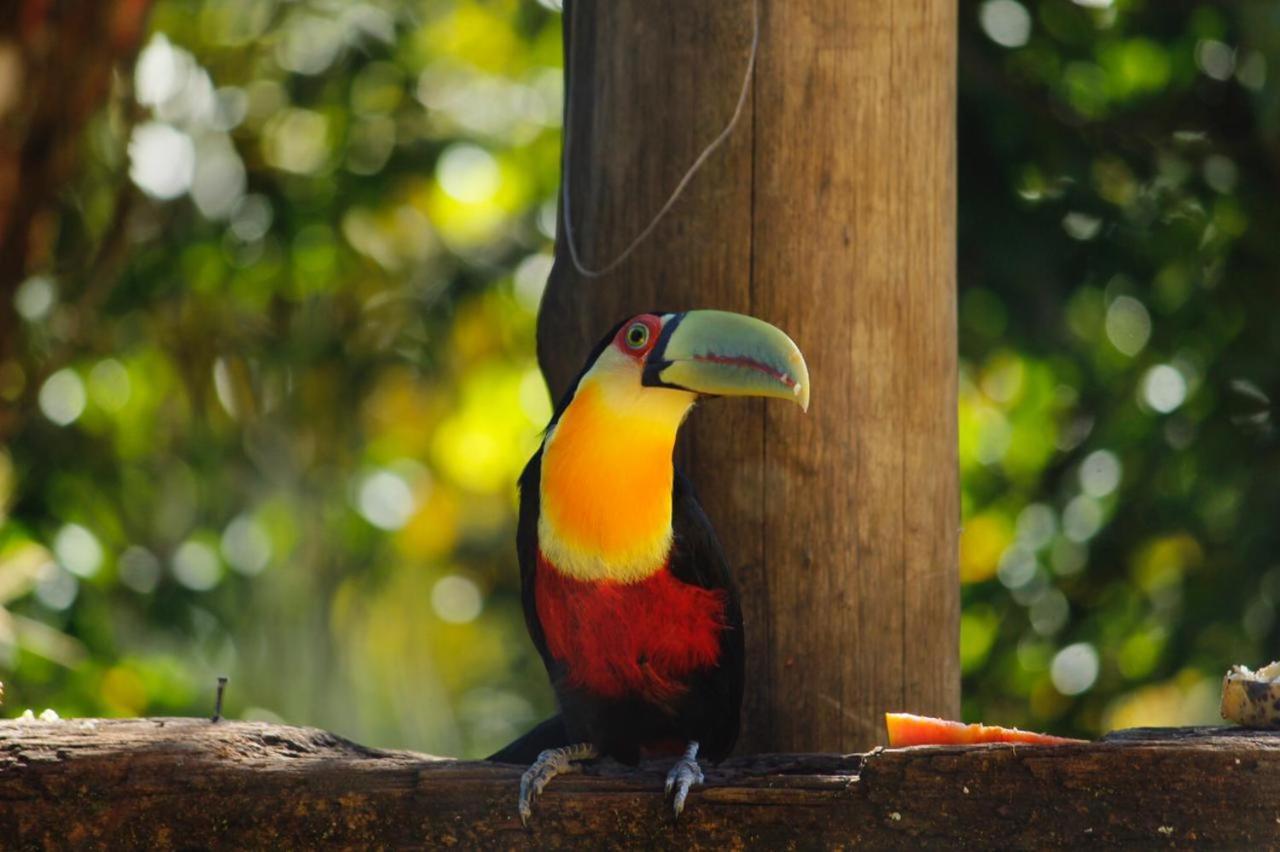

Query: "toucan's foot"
left=518, top=742, right=598, bottom=827
left=664, top=740, right=705, bottom=818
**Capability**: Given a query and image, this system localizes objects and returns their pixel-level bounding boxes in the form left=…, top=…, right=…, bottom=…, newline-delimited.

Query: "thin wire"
left=560, top=0, right=761, bottom=279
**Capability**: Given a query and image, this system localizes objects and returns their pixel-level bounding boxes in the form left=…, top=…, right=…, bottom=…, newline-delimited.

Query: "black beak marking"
left=642, top=313, right=687, bottom=390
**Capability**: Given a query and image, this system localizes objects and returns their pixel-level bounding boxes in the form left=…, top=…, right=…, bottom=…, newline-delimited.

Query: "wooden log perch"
left=3, top=719, right=1280, bottom=848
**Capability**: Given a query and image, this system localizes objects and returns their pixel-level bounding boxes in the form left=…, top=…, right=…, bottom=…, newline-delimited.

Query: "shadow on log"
left=2, top=718, right=1279, bottom=848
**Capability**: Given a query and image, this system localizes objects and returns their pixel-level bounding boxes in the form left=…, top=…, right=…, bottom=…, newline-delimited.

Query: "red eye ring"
left=613, top=314, right=661, bottom=357
left=625, top=322, right=650, bottom=350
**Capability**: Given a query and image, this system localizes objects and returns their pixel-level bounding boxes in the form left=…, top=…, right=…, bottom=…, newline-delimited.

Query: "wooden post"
left=538, top=0, right=958, bottom=752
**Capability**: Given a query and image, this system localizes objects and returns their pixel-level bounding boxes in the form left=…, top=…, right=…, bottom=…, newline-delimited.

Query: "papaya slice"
left=884, top=712, right=1086, bottom=747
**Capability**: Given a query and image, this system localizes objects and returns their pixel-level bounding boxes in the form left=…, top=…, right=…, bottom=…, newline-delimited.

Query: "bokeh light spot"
left=1104, top=296, right=1151, bottom=356
left=1079, top=449, right=1122, bottom=498
left=276, top=12, right=345, bottom=75
left=1051, top=643, right=1100, bottom=695
left=38, top=369, right=87, bottom=426
left=1203, top=155, right=1238, bottom=194
left=35, top=564, right=78, bottom=611
left=54, top=524, right=103, bottom=578
left=1237, top=51, right=1267, bottom=90
left=129, top=122, right=196, bottom=199
left=357, top=470, right=417, bottom=530
left=15, top=275, right=55, bottom=321
left=172, top=540, right=222, bottom=591
left=1015, top=503, right=1057, bottom=551
left=192, top=134, right=246, bottom=219
left=1029, top=589, right=1070, bottom=636
left=437, top=144, right=501, bottom=204
left=1141, top=365, right=1187, bottom=413
left=432, top=574, right=483, bottom=624
left=135, top=34, right=188, bottom=107
left=263, top=108, right=330, bottom=175
left=230, top=194, right=274, bottom=242
left=1062, top=211, right=1102, bottom=240
left=221, top=514, right=272, bottom=575
left=979, top=0, right=1031, bottom=49
left=1196, top=39, right=1235, bottom=81
left=997, top=546, right=1037, bottom=590
left=1063, top=495, right=1104, bottom=543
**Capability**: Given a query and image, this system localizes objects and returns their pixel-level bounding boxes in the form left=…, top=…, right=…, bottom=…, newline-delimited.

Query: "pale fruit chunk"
left=1221, top=662, right=1280, bottom=729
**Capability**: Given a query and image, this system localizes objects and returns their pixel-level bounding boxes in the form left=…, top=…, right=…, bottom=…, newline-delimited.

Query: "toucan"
left=490, top=309, right=810, bottom=823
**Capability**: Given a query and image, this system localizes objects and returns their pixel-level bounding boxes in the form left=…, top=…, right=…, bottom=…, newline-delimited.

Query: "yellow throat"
left=538, top=367, right=695, bottom=584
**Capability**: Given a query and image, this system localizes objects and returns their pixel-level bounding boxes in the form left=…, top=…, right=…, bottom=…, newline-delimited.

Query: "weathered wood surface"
left=538, top=0, right=959, bottom=754
left=2, top=719, right=1279, bottom=849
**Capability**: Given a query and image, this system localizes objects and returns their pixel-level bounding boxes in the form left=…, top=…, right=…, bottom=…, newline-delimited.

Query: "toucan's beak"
left=643, top=310, right=810, bottom=411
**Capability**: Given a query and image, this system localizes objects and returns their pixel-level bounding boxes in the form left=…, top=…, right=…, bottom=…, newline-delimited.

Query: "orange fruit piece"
left=884, top=712, right=1087, bottom=747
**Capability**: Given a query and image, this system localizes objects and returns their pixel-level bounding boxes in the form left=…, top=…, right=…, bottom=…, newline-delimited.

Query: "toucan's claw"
left=518, top=743, right=598, bottom=827
left=664, top=741, right=705, bottom=819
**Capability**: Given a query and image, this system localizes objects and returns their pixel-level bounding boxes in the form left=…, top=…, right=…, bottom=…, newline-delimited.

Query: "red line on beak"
left=691, top=353, right=797, bottom=388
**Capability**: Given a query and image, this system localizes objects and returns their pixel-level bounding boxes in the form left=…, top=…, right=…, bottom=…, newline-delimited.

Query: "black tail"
left=487, top=715, right=570, bottom=764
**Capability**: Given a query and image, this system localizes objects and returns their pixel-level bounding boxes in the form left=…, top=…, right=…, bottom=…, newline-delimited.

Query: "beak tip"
left=796, top=383, right=810, bottom=412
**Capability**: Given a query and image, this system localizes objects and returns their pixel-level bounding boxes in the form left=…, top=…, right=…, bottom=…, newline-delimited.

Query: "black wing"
left=668, top=468, right=746, bottom=761
left=517, top=449, right=555, bottom=674
left=482, top=451, right=575, bottom=764
left=668, top=469, right=738, bottom=592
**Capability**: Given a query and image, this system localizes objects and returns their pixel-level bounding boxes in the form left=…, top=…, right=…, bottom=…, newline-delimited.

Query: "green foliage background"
left=2, top=0, right=1277, bottom=753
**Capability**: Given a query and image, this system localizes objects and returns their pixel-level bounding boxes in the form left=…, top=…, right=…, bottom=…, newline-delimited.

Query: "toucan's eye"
left=625, top=322, right=650, bottom=350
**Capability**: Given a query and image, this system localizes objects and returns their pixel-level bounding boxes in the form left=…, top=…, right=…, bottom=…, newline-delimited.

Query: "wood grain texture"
left=4, top=719, right=1280, bottom=848
left=538, top=0, right=958, bottom=752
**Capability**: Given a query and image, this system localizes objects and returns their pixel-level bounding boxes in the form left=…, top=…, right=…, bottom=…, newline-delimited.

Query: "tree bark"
left=538, top=0, right=959, bottom=752
left=3, top=719, right=1279, bottom=848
